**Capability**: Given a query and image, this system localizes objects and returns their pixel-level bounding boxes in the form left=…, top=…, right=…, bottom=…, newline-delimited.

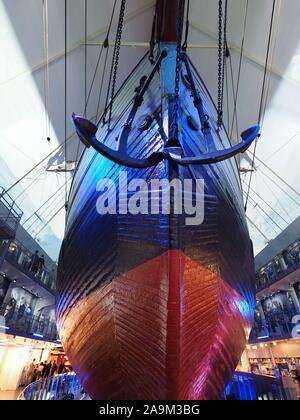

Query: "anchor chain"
left=170, top=0, right=186, bottom=142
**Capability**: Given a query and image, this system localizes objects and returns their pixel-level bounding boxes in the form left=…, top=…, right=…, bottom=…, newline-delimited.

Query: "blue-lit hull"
left=56, top=53, right=255, bottom=400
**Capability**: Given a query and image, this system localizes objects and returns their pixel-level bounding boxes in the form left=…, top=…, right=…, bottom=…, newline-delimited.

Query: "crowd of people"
left=26, top=359, right=71, bottom=385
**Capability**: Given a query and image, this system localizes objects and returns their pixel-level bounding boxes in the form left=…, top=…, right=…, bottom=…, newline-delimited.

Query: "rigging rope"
left=246, top=216, right=271, bottom=244
left=42, top=0, right=51, bottom=144
left=228, top=52, right=239, bottom=141
left=95, top=47, right=109, bottom=125
left=260, top=167, right=300, bottom=208
left=249, top=151, right=300, bottom=202
left=84, top=0, right=88, bottom=117
left=22, top=181, right=69, bottom=226
left=34, top=203, right=66, bottom=240
left=244, top=0, right=276, bottom=212
left=27, top=192, right=65, bottom=232
left=64, top=0, right=68, bottom=212
left=229, top=0, right=249, bottom=139
left=263, top=129, right=300, bottom=163
left=244, top=191, right=284, bottom=233
left=0, top=134, right=75, bottom=200
left=241, top=179, right=289, bottom=227
left=182, top=0, right=190, bottom=51
left=259, top=173, right=294, bottom=223
left=84, top=0, right=117, bottom=118
left=149, top=0, right=159, bottom=62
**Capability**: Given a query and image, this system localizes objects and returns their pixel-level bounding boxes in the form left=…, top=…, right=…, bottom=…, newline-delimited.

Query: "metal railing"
left=256, top=239, right=300, bottom=292
left=18, top=373, right=86, bottom=400
left=0, top=187, right=23, bottom=237
left=226, top=372, right=286, bottom=400
left=18, top=371, right=286, bottom=401
left=0, top=303, right=59, bottom=342
left=0, top=239, right=56, bottom=293
left=250, top=306, right=300, bottom=342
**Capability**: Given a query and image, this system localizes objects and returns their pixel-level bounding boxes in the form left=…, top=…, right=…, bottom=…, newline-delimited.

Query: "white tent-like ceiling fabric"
left=0, top=0, right=300, bottom=260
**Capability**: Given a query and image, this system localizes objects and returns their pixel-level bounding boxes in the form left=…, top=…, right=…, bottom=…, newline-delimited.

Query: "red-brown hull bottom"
left=58, top=250, right=252, bottom=400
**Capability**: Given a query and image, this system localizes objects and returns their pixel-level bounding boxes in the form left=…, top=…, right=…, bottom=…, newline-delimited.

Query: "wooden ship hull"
left=56, top=0, right=256, bottom=400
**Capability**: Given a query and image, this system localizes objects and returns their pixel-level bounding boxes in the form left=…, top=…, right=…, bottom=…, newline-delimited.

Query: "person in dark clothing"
left=38, top=255, right=45, bottom=276
left=58, top=361, right=65, bottom=375
left=44, top=361, right=52, bottom=377
left=30, top=250, right=39, bottom=273
left=17, top=298, right=26, bottom=321
left=51, top=361, right=58, bottom=376
left=4, top=297, right=16, bottom=322
left=41, top=361, right=47, bottom=378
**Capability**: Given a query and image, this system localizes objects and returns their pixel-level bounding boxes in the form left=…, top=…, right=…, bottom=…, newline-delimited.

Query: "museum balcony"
left=0, top=239, right=56, bottom=294
left=250, top=220, right=300, bottom=343
left=0, top=223, right=58, bottom=343
left=0, top=301, right=59, bottom=343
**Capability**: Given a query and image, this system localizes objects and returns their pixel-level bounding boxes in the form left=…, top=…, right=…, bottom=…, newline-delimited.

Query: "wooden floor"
left=0, top=387, right=24, bottom=400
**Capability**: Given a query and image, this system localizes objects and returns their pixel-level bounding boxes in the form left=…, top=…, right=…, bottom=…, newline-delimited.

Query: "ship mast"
left=156, top=0, right=185, bottom=44
left=156, top=0, right=185, bottom=146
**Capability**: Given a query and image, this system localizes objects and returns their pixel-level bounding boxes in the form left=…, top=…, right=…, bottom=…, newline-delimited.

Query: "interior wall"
left=0, top=344, right=50, bottom=391
left=0, top=345, right=30, bottom=391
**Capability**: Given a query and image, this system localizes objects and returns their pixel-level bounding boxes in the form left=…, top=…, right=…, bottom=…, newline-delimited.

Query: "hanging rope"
left=42, top=0, right=51, bottom=144
left=228, top=52, right=240, bottom=141
left=0, top=134, right=75, bottom=200
left=182, top=0, right=190, bottom=51
left=64, top=0, right=68, bottom=212
left=84, top=0, right=88, bottom=117
left=149, top=0, right=159, bottom=62
left=84, top=0, right=117, bottom=118
left=34, top=203, right=66, bottom=239
left=241, top=179, right=289, bottom=227
left=22, top=180, right=69, bottom=226
left=95, top=47, right=110, bottom=125
left=244, top=192, right=284, bottom=233
left=229, top=0, right=249, bottom=139
left=244, top=0, right=276, bottom=212
left=246, top=216, right=271, bottom=244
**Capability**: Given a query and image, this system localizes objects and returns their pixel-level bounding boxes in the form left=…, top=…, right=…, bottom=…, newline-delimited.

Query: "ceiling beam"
left=0, top=1, right=155, bottom=88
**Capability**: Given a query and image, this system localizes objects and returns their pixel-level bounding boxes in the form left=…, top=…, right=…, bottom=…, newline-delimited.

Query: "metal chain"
left=217, top=0, right=224, bottom=127
left=104, top=0, right=126, bottom=130
left=171, top=0, right=186, bottom=140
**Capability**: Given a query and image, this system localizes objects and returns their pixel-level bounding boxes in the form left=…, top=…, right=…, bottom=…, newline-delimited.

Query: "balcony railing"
left=0, top=239, right=56, bottom=293
left=18, top=373, right=86, bottom=401
left=0, top=188, right=23, bottom=239
left=18, top=372, right=286, bottom=401
left=250, top=314, right=300, bottom=342
left=226, top=372, right=286, bottom=400
left=256, top=239, right=300, bottom=292
left=0, top=303, right=59, bottom=342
